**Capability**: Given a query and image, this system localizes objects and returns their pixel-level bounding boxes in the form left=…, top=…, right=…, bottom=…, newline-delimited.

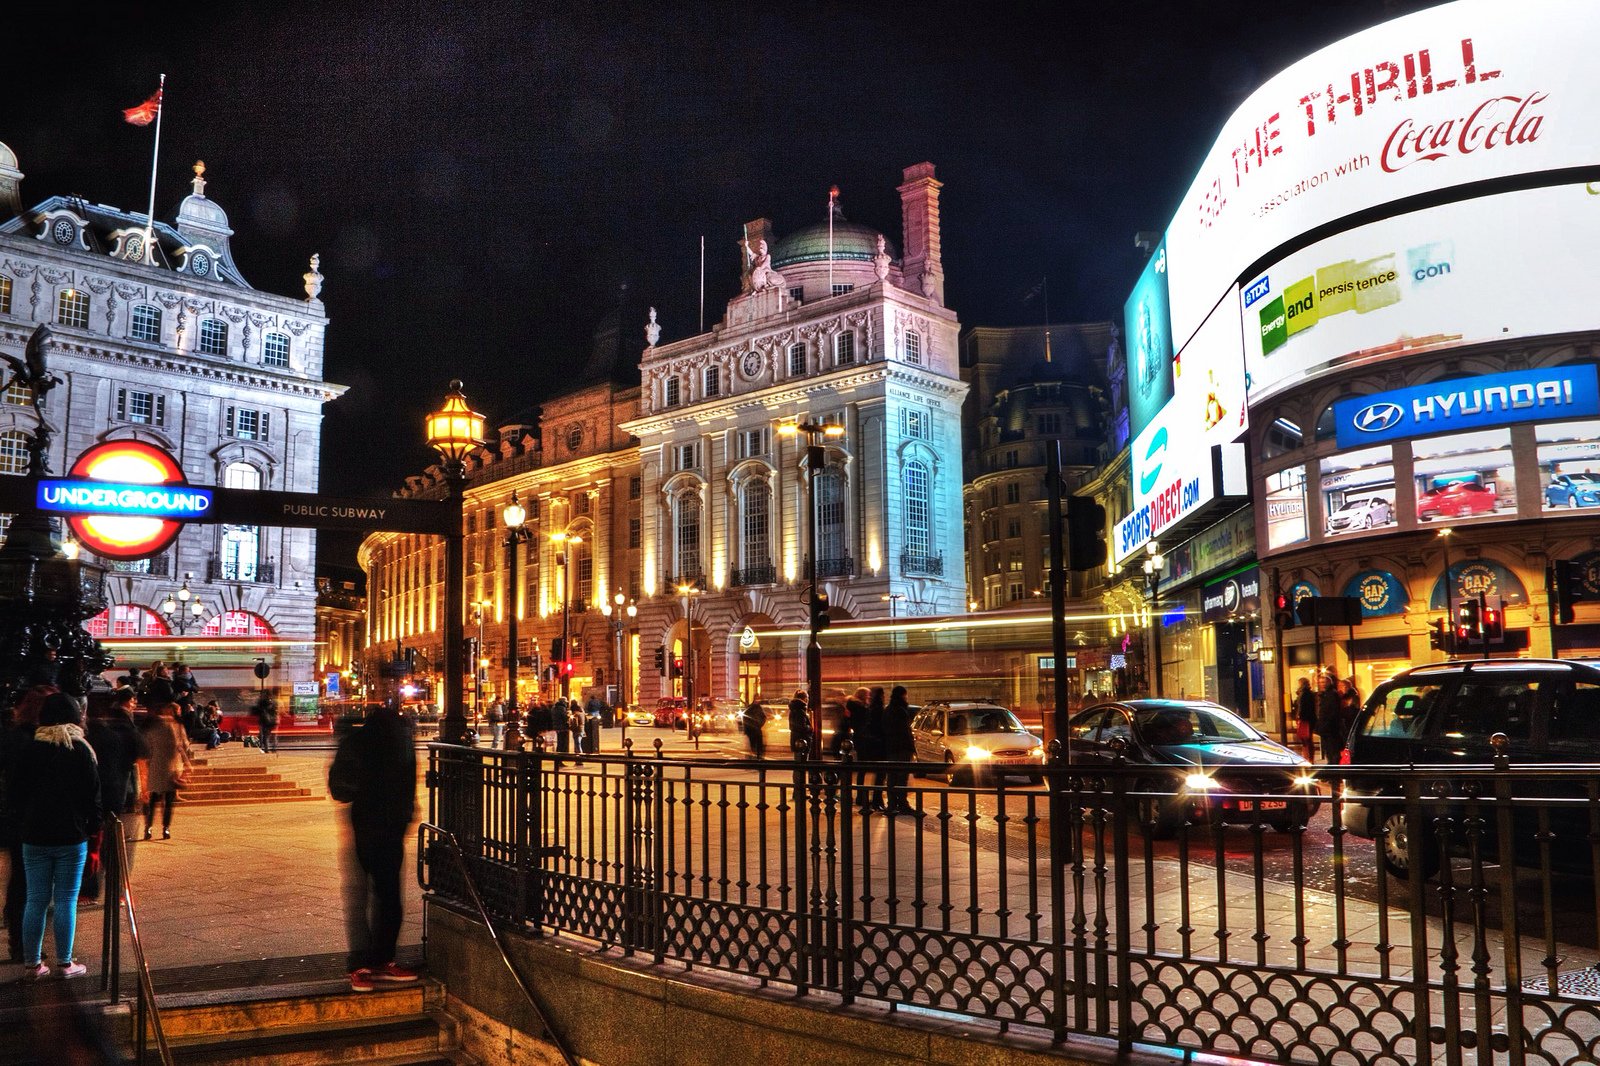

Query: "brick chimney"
left=897, top=162, right=943, bottom=304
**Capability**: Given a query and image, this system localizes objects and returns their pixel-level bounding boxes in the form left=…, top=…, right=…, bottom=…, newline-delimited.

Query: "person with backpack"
left=255, top=695, right=280, bottom=754
left=82, top=688, right=149, bottom=901
left=742, top=698, right=767, bottom=759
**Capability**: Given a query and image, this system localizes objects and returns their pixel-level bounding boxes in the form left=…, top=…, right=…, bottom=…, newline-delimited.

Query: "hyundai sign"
left=1333, top=365, right=1600, bottom=447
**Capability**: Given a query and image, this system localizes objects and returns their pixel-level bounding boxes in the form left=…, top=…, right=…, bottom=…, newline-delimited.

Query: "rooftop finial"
left=191, top=160, right=206, bottom=197
left=304, top=253, right=324, bottom=303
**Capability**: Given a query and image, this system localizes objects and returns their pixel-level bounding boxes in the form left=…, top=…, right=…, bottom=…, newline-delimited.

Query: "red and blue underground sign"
left=37, top=440, right=211, bottom=560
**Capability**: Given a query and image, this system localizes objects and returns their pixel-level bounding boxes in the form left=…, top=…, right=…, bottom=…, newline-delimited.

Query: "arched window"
left=263, top=331, right=290, bottom=368
left=200, top=610, right=275, bottom=638
left=0, top=274, right=11, bottom=315
left=84, top=605, right=170, bottom=638
left=740, top=479, right=771, bottom=569
left=56, top=289, right=89, bottom=329
left=674, top=491, right=701, bottom=582
left=815, top=468, right=846, bottom=567
left=130, top=304, right=162, bottom=344
left=903, top=460, right=932, bottom=562
left=1260, top=415, right=1303, bottom=460
left=199, top=318, right=228, bottom=356
left=1315, top=395, right=1361, bottom=441
left=904, top=330, right=922, bottom=366
left=221, top=462, right=262, bottom=581
left=576, top=538, right=593, bottom=607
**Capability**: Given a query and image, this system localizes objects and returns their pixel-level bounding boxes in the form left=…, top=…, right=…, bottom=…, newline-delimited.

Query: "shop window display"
left=1320, top=446, right=1396, bottom=537
left=1412, top=429, right=1514, bottom=524
left=1537, top=420, right=1600, bottom=512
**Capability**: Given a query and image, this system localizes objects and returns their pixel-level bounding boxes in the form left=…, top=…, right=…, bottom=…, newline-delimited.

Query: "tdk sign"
left=1334, top=366, right=1600, bottom=448
left=1242, top=275, right=1271, bottom=309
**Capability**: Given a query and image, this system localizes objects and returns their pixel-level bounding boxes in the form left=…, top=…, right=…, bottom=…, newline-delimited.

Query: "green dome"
left=771, top=220, right=898, bottom=269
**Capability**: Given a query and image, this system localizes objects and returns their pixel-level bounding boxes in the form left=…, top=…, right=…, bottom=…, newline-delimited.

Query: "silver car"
left=911, top=701, right=1046, bottom=784
left=1326, top=497, right=1392, bottom=533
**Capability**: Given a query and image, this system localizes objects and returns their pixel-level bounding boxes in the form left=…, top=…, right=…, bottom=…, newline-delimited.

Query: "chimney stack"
left=897, top=162, right=943, bottom=304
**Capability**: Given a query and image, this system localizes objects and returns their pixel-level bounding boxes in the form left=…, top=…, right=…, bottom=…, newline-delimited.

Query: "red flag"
left=122, top=89, right=162, bottom=127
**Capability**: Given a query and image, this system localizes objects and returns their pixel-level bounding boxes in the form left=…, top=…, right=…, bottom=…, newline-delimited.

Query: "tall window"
left=816, top=468, right=845, bottom=563
left=628, top=517, right=641, bottom=549
left=221, top=462, right=262, bottom=581
left=0, top=274, right=10, bottom=314
left=741, top=480, right=770, bottom=566
left=903, top=408, right=930, bottom=440
left=130, top=304, right=162, bottom=343
left=117, top=388, right=165, bottom=426
left=788, top=343, right=806, bottom=377
left=199, top=318, right=228, bottom=356
left=56, top=289, right=89, bottom=329
left=577, top=541, right=593, bottom=606
left=834, top=332, right=855, bottom=366
left=903, top=460, right=931, bottom=560
left=263, top=331, right=290, bottom=368
left=3, top=380, right=32, bottom=407
left=904, top=331, right=921, bottom=365
left=703, top=366, right=720, bottom=397
left=675, top=492, right=700, bottom=579
left=664, top=376, right=681, bottom=407
left=226, top=406, right=269, bottom=441
left=0, top=430, right=28, bottom=474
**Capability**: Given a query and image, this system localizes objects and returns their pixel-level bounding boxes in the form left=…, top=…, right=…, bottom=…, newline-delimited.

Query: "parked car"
left=1065, top=699, right=1316, bottom=838
left=912, top=701, right=1043, bottom=784
left=1341, top=659, right=1600, bottom=879
left=1417, top=481, right=1498, bottom=520
left=1544, top=472, right=1600, bottom=508
left=623, top=705, right=655, bottom=727
left=652, top=696, right=687, bottom=728
left=1326, top=497, right=1392, bottom=533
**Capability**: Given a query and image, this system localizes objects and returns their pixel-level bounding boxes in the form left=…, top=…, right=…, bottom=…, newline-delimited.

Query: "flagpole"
left=1043, top=276, right=1052, bottom=363
left=699, top=235, right=705, bottom=333
left=142, top=74, right=166, bottom=265
left=827, top=186, right=837, bottom=294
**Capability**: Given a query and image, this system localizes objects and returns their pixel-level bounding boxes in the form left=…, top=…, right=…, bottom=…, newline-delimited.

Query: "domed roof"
left=0, top=141, right=18, bottom=173
left=771, top=219, right=898, bottom=269
left=177, top=192, right=230, bottom=230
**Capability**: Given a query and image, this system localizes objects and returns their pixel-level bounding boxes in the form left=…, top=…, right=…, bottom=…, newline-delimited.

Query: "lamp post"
left=426, top=380, right=485, bottom=745
left=501, top=491, right=535, bottom=750
left=881, top=592, right=904, bottom=685
left=1143, top=541, right=1166, bottom=698
left=472, top=599, right=492, bottom=723
left=551, top=531, right=583, bottom=703
left=159, top=573, right=211, bottom=636
left=778, top=417, right=845, bottom=756
left=677, top=582, right=701, bottom=744
left=1438, top=526, right=1455, bottom=654
left=601, top=591, right=637, bottom=748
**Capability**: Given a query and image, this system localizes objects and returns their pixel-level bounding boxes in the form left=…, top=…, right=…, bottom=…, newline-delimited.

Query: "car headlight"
left=1293, top=773, right=1317, bottom=789
left=1031, top=746, right=1046, bottom=759
left=1184, top=773, right=1216, bottom=790
left=964, top=745, right=993, bottom=762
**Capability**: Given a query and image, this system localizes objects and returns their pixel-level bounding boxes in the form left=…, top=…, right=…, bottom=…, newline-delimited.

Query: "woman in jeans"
left=143, top=700, right=192, bottom=839
left=6, top=693, right=101, bottom=979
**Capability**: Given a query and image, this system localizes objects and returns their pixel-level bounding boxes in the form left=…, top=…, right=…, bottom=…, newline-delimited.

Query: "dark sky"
left=4, top=0, right=1436, bottom=570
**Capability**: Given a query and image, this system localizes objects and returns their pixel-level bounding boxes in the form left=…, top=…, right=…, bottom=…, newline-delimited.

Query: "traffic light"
left=549, top=637, right=564, bottom=662
left=1481, top=601, right=1504, bottom=641
left=1274, top=591, right=1297, bottom=631
left=1065, top=494, right=1108, bottom=571
left=1455, top=600, right=1481, bottom=644
left=653, top=646, right=666, bottom=674
left=561, top=659, right=575, bottom=678
left=1551, top=559, right=1586, bottom=625
left=1428, top=618, right=1448, bottom=651
left=670, top=656, right=683, bottom=677
left=810, top=589, right=832, bottom=633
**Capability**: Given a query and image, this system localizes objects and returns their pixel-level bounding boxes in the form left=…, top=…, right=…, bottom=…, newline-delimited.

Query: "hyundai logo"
left=1352, top=402, right=1404, bottom=433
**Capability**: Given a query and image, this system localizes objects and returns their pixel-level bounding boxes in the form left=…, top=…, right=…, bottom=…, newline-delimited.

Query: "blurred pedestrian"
left=568, top=701, right=585, bottom=757
left=1315, top=671, right=1343, bottom=764
left=743, top=697, right=767, bottom=760
left=1337, top=677, right=1362, bottom=742
left=853, top=687, right=885, bottom=810
left=486, top=700, right=504, bottom=749
left=1293, top=677, right=1316, bottom=760
left=552, top=698, right=570, bottom=753
left=82, top=688, right=148, bottom=901
left=788, top=690, right=812, bottom=756
left=329, top=701, right=419, bottom=992
left=255, top=694, right=280, bottom=754
left=142, top=699, right=192, bottom=840
left=8, top=693, right=101, bottom=979
left=882, top=686, right=919, bottom=816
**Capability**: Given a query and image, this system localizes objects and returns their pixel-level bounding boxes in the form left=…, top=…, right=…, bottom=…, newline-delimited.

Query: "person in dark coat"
left=329, top=701, right=419, bottom=992
left=0, top=686, right=50, bottom=963
left=882, top=686, right=919, bottom=816
left=853, top=687, right=887, bottom=810
left=1293, top=677, right=1316, bottom=760
left=787, top=690, right=812, bottom=756
left=1315, top=671, right=1344, bottom=764
left=742, top=698, right=767, bottom=760
left=82, top=688, right=149, bottom=900
left=7, top=693, right=101, bottom=979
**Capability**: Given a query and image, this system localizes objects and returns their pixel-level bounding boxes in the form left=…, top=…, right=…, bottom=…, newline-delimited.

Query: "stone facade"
left=0, top=144, right=342, bottom=691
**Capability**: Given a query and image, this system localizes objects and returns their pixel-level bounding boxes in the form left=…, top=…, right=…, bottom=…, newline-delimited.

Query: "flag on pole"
left=123, top=88, right=162, bottom=126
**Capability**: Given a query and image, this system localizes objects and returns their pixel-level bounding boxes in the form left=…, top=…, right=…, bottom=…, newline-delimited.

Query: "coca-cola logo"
left=1381, top=92, right=1547, bottom=173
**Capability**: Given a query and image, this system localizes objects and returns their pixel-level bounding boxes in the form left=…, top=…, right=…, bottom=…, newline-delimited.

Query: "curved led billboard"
left=1160, top=0, right=1600, bottom=354
left=1242, top=182, right=1600, bottom=402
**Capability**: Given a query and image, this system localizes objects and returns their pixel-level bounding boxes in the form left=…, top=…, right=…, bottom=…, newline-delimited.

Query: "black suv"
left=1341, top=658, right=1600, bottom=877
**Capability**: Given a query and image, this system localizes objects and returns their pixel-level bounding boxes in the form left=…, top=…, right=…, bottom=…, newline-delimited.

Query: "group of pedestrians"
left=1293, top=671, right=1362, bottom=763
left=748, top=685, right=918, bottom=816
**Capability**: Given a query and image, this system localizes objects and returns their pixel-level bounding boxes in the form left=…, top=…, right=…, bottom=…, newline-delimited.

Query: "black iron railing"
left=899, top=550, right=943, bottom=576
left=729, top=563, right=778, bottom=588
left=205, top=557, right=277, bottom=584
left=811, top=554, right=855, bottom=579
left=421, top=745, right=1600, bottom=1066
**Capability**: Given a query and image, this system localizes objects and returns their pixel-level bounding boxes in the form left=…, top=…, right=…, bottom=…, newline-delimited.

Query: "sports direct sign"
left=1161, top=0, right=1600, bottom=353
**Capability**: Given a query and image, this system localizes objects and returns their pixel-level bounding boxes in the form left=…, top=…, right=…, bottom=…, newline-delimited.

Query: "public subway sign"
left=1333, top=365, right=1600, bottom=447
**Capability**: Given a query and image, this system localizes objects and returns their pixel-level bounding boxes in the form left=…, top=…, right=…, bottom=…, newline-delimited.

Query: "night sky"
left=4, top=0, right=1435, bottom=571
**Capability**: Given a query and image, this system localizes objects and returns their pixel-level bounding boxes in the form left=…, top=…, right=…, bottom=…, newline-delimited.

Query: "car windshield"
left=946, top=708, right=1027, bottom=735
left=1133, top=704, right=1261, bottom=745
left=1334, top=500, right=1371, bottom=513
left=1566, top=474, right=1600, bottom=486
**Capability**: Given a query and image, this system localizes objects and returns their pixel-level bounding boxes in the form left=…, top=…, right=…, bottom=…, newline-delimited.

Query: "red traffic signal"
left=1482, top=604, right=1503, bottom=641
left=560, top=660, right=575, bottom=676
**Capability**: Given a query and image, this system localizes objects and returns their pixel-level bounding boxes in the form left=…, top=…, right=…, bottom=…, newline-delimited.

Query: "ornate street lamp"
left=677, top=581, right=702, bottom=742
left=1143, top=541, right=1166, bottom=698
left=551, top=531, right=583, bottom=703
left=600, top=590, right=637, bottom=749
left=159, top=573, right=211, bottom=636
left=500, top=491, right=537, bottom=750
left=777, top=417, right=844, bottom=756
left=426, top=379, right=484, bottom=745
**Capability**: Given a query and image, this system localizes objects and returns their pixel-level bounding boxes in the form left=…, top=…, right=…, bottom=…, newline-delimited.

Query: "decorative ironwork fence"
left=420, top=744, right=1600, bottom=1066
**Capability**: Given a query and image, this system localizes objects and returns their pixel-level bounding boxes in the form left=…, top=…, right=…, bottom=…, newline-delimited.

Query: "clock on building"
left=51, top=219, right=75, bottom=245
left=740, top=350, right=763, bottom=379
left=190, top=252, right=212, bottom=276
left=124, top=236, right=145, bottom=261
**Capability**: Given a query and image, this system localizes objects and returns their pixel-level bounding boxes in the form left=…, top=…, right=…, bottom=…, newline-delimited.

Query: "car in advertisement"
left=1416, top=481, right=1498, bottom=521
left=1325, top=496, right=1392, bottom=534
left=1544, top=472, right=1600, bottom=509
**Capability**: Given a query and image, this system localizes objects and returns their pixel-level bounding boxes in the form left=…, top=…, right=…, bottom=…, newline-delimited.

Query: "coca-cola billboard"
left=1159, top=0, right=1600, bottom=355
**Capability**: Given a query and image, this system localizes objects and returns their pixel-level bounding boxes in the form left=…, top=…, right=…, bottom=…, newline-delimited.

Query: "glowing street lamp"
left=426, top=380, right=484, bottom=745
left=777, top=417, right=845, bottom=756
left=159, top=573, right=210, bottom=636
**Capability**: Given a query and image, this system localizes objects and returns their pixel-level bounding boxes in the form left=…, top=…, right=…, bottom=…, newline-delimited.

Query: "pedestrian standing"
left=82, top=688, right=149, bottom=901
left=1315, top=671, right=1343, bottom=764
left=1337, top=678, right=1362, bottom=743
left=882, top=686, right=919, bottom=816
left=486, top=700, right=504, bottom=749
left=256, top=694, right=280, bottom=754
left=142, top=699, right=192, bottom=840
left=552, top=698, right=570, bottom=752
left=1, top=684, right=51, bottom=963
left=1293, top=677, right=1316, bottom=760
left=7, top=693, right=101, bottom=979
left=788, top=690, right=812, bottom=756
left=568, top=701, right=585, bottom=757
left=743, top=698, right=767, bottom=760
left=329, top=701, right=419, bottom=992
left=853, top=687, right=886, bottom=811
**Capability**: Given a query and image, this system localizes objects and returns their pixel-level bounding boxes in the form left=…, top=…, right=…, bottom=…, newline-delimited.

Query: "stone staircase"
left=180, top=755, right=318, bottom=806
left=144, top=977, right=478, bottom=1065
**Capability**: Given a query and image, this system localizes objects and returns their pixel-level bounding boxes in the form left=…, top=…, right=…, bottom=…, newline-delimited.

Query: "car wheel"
left=1134, top=782, right=1177, bottom=840
left=943, top=751, right=971, bottom=787
left=1378, top=808, right=1439, bottom=880
left=1570, top=493, right=1580, bottom=509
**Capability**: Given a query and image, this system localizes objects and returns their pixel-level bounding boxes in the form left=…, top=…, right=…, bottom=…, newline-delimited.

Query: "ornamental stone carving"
left=645, top=307, right=661, bottom=348
left=303, top=254, right=323, bottom=303
left=873, top=234, right=891, bottom=281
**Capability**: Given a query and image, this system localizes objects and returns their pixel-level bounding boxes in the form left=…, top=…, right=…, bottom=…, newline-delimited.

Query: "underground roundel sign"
left=42, top=440, right=211, bottom=560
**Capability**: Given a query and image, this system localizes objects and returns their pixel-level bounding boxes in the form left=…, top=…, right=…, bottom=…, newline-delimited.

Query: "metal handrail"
left=418, top=821, right=577, bottom=1066
left=102, top=816, right=175, bottom=1066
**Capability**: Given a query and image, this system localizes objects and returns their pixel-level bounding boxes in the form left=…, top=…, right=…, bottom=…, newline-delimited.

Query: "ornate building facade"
left=0, top=142, right=340, bottom=696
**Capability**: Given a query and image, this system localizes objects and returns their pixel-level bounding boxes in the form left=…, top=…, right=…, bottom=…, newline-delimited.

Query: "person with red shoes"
left=329, top=700, right=419, bottom=991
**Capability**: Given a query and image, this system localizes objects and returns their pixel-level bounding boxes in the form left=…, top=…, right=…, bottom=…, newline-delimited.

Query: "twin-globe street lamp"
left=160, top=573, right=211, bottom=636
left=600, top=591, right=637, bottom=747
left=501, top=490, right=537, bottom=750
left=777, top=417, right=844, bottom=755
left=1143, top=541, right=1166, bottom=698
left=426, top=380, right=485, bottom=745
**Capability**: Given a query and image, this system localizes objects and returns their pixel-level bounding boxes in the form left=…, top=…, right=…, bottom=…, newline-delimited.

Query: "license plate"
left=1255, top=800, right=1288, bottom=810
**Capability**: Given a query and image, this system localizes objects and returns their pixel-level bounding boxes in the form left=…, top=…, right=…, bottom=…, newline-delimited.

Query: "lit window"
left=788, top=344, right=806, bottom=377
left=226, top=406, right=269, bottom=441
left=704, top=366, right=720, bottom=397
left=200, top=610, right=275, bottom=638
left=0, top=275, right=12, bottom=315
left=903, top=460, right=931, bottom=560
left=3, top=380, right=32, bottom=407
left=130, top=304, right=162, bottom=343
left=904, top=331, right=921, bottom=365
left=0, top=430, right=28, bottom=474
left=263, top=332, right=290, bottom=368
left=675, top=492, right=700, bottom=578
left=56, top=289, right=89, bottom=329
left=665, top=377, right=680, bottom=407
left=199, top=318, right=228, bottom=356
left=834, top=332, right=855, bottom=366
left=741, top=480, right=770, bottom=567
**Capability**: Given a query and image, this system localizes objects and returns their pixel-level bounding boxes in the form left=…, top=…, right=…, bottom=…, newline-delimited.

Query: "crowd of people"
left=1292, top=670, right=1363, bottom=764
left=473, top=692, right=612, bottom=754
